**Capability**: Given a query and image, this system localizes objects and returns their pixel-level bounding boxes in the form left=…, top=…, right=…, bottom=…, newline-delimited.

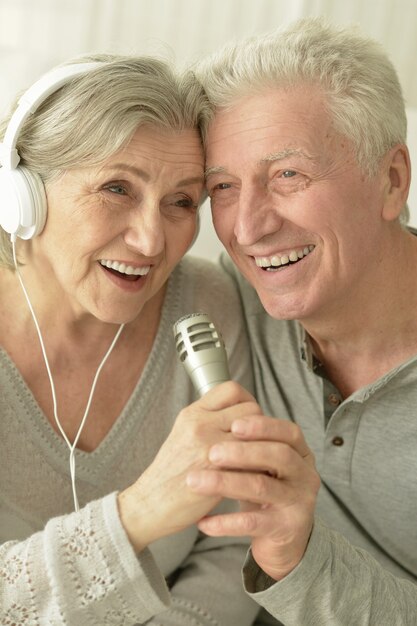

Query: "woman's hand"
left=186, top=415, right=320, bottom=581
left=117, top=382, right=262, bottom=553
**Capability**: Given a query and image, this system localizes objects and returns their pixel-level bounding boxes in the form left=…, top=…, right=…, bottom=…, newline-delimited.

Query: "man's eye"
left=208, top=182, right=232, bottom=197
left=271, top=169, right=309, bottom=194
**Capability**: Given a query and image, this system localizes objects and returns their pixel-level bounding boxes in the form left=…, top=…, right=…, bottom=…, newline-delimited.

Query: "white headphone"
left=0, top=62, right=101, bottom=240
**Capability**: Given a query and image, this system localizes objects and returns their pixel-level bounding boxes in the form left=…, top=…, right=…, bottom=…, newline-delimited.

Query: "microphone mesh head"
left=173, top=312, right=230, bottom=395
left=173, top=312, right=225, bottom=363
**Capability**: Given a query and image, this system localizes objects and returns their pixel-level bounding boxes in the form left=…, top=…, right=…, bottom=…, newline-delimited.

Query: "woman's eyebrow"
left=176, top=175, right=205, bottom=188
left=102, top=164, right=204, bottom=187
left=102, top=163, right=150, bottom=181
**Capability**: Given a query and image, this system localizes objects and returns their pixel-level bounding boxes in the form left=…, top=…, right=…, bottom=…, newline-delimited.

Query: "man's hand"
left=186, top=415, right=320, bottom=581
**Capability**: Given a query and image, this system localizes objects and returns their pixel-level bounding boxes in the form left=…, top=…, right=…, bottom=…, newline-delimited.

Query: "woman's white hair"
left=195, top=17, right=409, bottom=222
left=0, top=53, right=210, bottom=267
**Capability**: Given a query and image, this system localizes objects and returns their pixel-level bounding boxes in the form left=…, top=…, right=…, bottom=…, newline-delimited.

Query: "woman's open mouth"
left=99, top=259, right=150, bottom=282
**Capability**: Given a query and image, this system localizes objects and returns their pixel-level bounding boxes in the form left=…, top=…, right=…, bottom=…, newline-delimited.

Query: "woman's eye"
left=162, top=195, right=198, bottom=217
left=104, top=183, right=127, bottom=195
left=174, top=196, right=197, bottom=209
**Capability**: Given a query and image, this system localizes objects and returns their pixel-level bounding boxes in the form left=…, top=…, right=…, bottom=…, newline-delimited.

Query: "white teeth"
left=99, top=260, right=150, bottom=276
left=255, top=245, right=315, bottom=269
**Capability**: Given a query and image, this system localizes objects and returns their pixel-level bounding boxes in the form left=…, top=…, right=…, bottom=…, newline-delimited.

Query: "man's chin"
left=257, top=290, right=306, bottom=322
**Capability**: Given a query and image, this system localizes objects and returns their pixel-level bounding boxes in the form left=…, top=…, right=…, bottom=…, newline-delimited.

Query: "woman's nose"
left=123, top=206, right=165, bottom=257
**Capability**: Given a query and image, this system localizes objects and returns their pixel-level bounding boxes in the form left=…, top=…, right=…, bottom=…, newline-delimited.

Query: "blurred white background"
left=1, top=0, right=416, bottom=260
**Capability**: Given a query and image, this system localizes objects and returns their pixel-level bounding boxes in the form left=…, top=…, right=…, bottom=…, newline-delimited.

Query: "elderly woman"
left=0, top=56, right=260, bottom=625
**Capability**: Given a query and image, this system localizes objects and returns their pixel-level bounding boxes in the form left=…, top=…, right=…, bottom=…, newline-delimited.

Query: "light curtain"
left=1, top=0, right=416, bottom=108
left=0, top=0, right=416, bottom=240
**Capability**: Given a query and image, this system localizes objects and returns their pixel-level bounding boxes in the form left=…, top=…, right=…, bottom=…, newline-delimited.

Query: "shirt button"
left=328, top=393, right=341, bottom=406
left=332, top=436, right=344, bottom=446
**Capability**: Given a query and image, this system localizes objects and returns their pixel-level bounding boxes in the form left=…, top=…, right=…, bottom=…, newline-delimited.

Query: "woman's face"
left=31, top=124, right=204, bottom=324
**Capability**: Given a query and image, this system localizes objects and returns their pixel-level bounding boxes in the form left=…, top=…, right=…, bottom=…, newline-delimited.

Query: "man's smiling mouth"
left=254, top=245, right=315, bottom=270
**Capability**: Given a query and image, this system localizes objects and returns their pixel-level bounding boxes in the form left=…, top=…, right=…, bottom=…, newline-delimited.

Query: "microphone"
left=173, top=312, right=230, bottom=396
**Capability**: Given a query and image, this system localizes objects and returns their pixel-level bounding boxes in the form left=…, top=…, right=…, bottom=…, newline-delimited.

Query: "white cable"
left=12, top=236, right=124, bottom=511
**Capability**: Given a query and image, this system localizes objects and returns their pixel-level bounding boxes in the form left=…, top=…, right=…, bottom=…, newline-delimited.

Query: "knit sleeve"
left=0, top=493, right=171, bottom=625
left=243, top=518, right=417, bottom=626
left=1, top=495, right=259, bottom=626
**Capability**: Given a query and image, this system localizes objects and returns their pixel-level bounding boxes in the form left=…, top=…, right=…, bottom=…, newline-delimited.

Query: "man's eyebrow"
left=205, top=150, right=315, bottom=179
left=260, top=148, right=314, bottom=164
left=204, top=166, right=228, bottom=179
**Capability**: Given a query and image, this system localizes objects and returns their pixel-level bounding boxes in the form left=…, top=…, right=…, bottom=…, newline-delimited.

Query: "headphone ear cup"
left=0, top=165, right=47, bottom=239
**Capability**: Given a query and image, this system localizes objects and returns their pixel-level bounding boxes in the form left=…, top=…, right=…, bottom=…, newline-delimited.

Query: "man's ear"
left=381, top=144, right=411, bottom=221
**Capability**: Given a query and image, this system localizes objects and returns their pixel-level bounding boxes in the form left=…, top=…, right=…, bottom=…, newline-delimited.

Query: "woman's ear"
left=381, top=144, right=411, bottom=221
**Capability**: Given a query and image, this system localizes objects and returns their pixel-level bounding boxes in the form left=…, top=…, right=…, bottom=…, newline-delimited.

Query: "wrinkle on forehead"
left=109, top=125, right=204, bottom=168
left=207, top=86, right=331, bottom=143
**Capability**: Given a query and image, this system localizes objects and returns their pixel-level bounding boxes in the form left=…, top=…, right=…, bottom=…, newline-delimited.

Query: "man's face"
left=205, top=86, right=387, bottom=323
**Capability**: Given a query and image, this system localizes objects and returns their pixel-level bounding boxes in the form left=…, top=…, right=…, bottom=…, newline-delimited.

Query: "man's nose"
left=233, top=185, right=284, bottom=247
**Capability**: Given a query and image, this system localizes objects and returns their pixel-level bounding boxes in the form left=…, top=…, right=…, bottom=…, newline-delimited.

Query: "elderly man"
left=187, top=17, right=417, bottom=625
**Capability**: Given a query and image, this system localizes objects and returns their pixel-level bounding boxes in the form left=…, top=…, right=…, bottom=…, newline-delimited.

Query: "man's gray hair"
left=195, top=17, right=409, bottom=221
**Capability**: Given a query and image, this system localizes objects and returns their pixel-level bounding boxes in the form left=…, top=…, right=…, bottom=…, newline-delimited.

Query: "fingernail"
left=209, top=445, right=223, bottom=462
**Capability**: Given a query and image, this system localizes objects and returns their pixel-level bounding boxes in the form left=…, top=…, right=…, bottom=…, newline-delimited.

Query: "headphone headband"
left=0, top=60, right=102, bottom=240
left=0, top=62, right=102, bottom=170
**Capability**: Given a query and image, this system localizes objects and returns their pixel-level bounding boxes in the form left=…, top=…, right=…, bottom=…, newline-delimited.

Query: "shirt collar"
left=299, top=325, right=323, bottom=373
